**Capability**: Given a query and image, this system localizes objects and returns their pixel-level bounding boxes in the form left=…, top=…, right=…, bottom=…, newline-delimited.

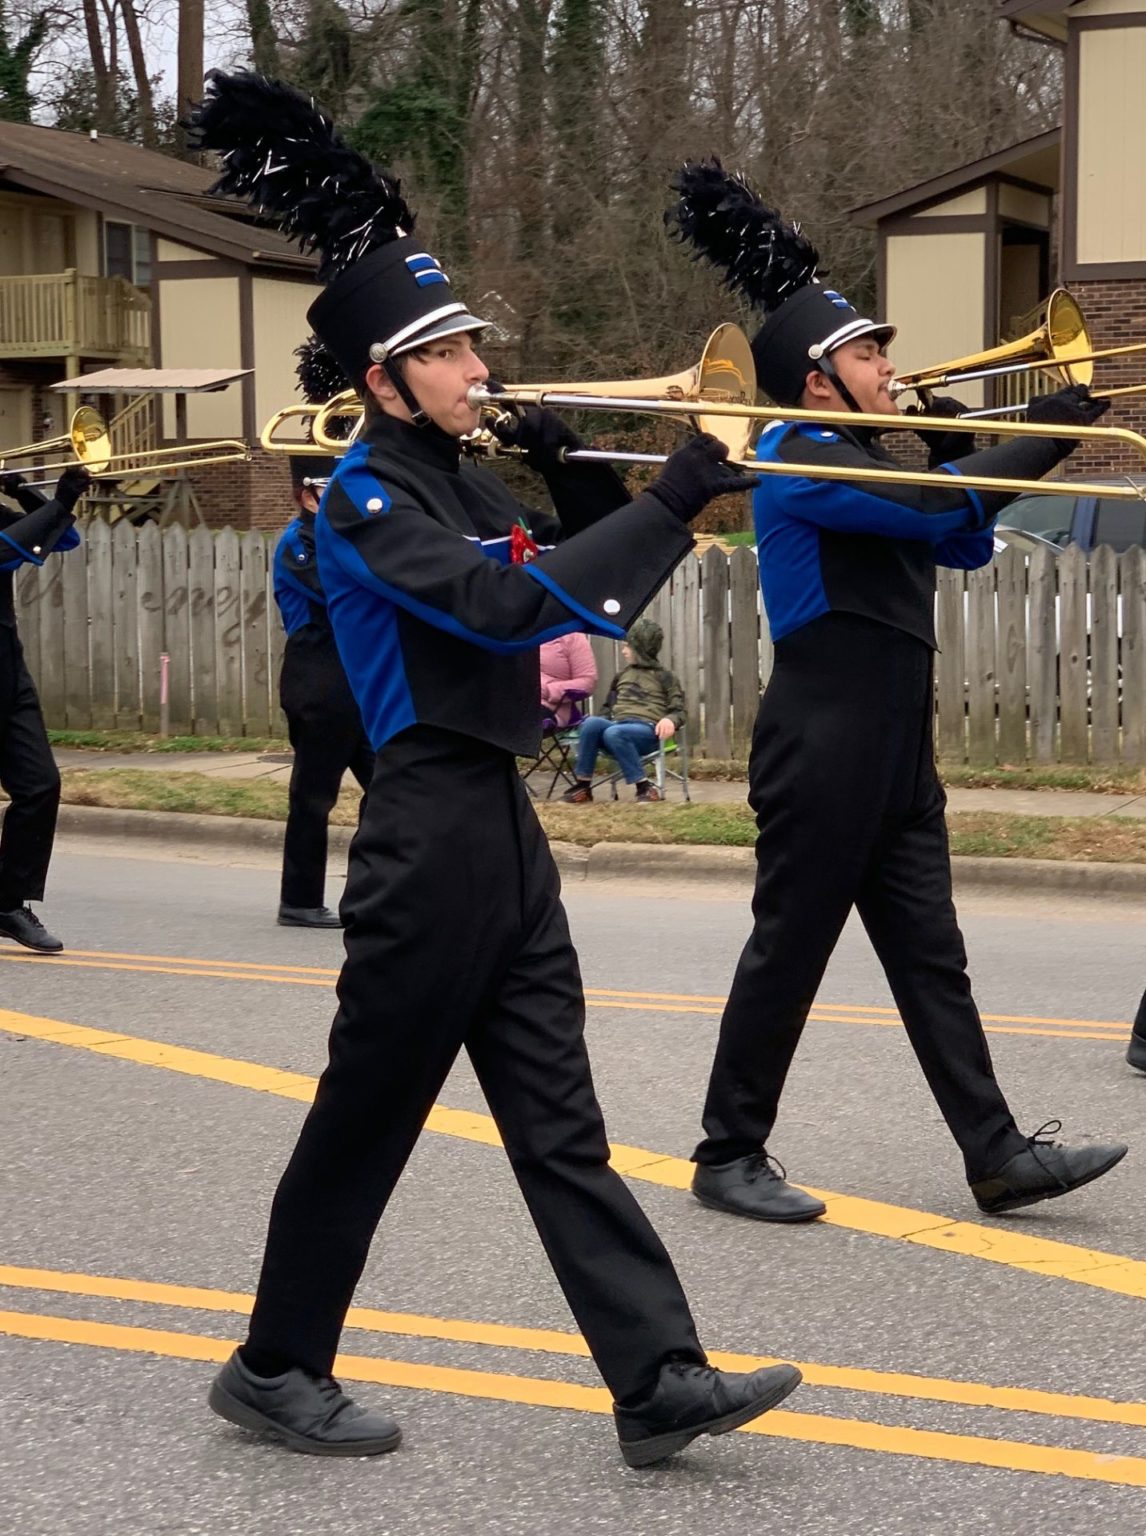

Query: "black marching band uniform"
left=189, top=72, right=801, bottom=1467
left=273, top=341, right=374, bottom=927
left=667, top=161, right=1127, bottom=1220
left=0, top=466, right=88, bottom=953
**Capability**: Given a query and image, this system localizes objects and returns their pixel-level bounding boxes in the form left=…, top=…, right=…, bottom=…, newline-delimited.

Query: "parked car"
left=992, top=527, right=1062, bottom=557
left=995, top=477, right=1146, bottom=552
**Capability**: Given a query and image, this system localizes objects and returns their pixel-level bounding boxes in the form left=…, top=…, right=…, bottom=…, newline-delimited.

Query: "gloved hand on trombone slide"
left=53, top=465, right=93, bottom=512
left=646, top=433, right=759, bottom=524
left=489, top=403, right=585, bottom=477
left=903, top=395, right=969, bottom=471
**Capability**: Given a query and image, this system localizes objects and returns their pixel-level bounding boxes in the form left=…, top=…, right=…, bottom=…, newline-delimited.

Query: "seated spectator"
left=563, top=618, right=684, bottom=804
left=539, top=632, right=598, bottom=727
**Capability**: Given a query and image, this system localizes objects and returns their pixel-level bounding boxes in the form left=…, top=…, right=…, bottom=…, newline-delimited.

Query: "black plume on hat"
left=294, top=335, right=349, bottom=404
left=666, top=157, right=822, bottom=314
left=186, top=70, right=415, bottom=282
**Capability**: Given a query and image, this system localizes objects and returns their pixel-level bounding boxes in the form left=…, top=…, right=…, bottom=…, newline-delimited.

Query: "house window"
left=104, top=221, right=151, bottom=286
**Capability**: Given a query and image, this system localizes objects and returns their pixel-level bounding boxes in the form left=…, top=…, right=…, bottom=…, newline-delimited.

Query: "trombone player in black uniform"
left=272, top=338, right=374, bottom=928
left=667, top=160, right=1128, bottom=1222
left=188, top=74, right=803, bottom=1469
left=0, top=465, right=89, bottom=953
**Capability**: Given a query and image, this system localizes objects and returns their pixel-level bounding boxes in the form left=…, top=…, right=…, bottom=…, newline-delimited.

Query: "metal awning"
left=51, top=368, right=252, bottom=393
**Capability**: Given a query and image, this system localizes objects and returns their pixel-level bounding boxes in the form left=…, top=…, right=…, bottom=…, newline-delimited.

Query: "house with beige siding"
left=851, top=0, right=1146, bottom=475
left=0, top=120, right=322, bottom=527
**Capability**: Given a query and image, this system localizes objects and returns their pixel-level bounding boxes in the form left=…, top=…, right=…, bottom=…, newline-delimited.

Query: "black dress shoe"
left=208, top=1349, right=400, bottom=1456
left=971, top=1121, right=1128, bottom=1215
left=277, top=904, right=343, bottom=928
left=692, top=1153, right=827, bottom=1223
left=1127, top=1032, right=1146, bottom=1073
left=0, top=905, right=63, bottom=953
left=614, top=1360, right=802, bottom=1468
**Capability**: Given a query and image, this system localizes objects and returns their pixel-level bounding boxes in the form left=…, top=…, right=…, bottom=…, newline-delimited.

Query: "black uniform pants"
left=279, top=631, right=375, bottom=909
left=694, top=614, right=1027, bottom=1184
left=248, top=726, right=705, bottom=1402
left=0, top=626, right=60, bottom=910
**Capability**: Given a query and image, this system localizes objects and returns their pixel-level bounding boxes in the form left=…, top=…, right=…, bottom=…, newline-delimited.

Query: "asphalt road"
left=2, top=840, right=1145, bottom=1536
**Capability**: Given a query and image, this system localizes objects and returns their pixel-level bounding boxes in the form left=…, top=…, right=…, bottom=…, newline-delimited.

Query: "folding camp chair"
left=520, top=690, right=590, bottom=799
left=593, top=727, right=691, bottom=802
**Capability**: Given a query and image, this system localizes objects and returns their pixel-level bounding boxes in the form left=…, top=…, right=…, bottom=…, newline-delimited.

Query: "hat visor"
left=823, top=317, right=897, bottom=353
left=390, top=312, right=491, bottom=355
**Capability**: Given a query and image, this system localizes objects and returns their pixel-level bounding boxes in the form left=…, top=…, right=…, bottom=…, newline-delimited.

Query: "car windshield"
left=996, top=492, right=1077, bottom=546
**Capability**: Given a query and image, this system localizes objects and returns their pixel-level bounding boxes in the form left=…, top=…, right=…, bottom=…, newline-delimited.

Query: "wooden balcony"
left=0, top=270, right=150, bottom=363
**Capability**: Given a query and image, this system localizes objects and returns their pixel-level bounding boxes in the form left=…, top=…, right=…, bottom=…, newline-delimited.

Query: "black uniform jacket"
left=754, top=419, right=1071, bottom=649
left=0, top=492, right=81, bottom=628
left=315, top=413, right=694, bottom=756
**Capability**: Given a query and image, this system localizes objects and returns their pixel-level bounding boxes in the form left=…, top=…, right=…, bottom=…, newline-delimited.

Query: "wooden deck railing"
left=0, top=270, right=150, bottom=361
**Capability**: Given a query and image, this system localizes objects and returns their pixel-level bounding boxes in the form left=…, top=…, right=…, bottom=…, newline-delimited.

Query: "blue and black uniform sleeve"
left=319, top=451, right=693, bottom=651
left=0, top=495, right=80, bottom=571
left=272, top=517, right=327, bottom=636
left=771, top=425, right=1071, bottom=537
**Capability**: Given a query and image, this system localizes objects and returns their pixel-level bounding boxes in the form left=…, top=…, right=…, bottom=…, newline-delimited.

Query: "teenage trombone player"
left=659, top=159, right=1128, bottom=1222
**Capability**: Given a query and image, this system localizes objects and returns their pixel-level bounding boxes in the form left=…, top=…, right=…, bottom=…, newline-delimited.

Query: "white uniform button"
left=367, top=497, right=384, bottom=514
left=32, top=545, right=41, bottom=555
left=603, top=598, right=621, bottom=615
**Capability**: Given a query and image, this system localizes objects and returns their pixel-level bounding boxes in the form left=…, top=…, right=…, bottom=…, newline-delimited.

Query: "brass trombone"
left=890, top=287, right=1146, bottom=419
left=470, top=321, right=1146, bottom=501
left=9, top=407, right=251, bottom=490
left=260, top=392, right=363, bottom=454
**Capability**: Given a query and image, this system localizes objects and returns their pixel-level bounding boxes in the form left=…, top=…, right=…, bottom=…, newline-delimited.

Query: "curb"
left=53, top=803, right=1146, bottom=896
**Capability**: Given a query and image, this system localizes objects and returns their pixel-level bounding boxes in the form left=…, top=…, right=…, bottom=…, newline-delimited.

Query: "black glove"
left=1025, top=382, right=1111, bottom=430
left=53, top=465, right=92, bottom=512
left=904, top=395, right=970, bottom=468
left=646, top=433, right=758, bottom=524
left=0, top=471, right=26, bottom=500
left=490, top=406, right=584, bottom=476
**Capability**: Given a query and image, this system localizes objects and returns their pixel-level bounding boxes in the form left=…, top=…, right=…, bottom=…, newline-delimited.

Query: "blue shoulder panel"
left=752, top=422, right=830, bottom=642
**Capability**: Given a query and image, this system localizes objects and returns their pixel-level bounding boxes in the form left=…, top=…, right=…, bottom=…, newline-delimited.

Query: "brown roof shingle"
left=0, top=120, right=318, bottom=276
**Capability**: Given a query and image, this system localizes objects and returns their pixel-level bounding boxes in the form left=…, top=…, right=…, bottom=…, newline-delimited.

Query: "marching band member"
left=0, top=466, right=89, bottom=953
left=189, top=73, right=801, bottom=1467
left=273, top=339, right=374, bottom=928
left=667, top=159, right=1127, bottom=1221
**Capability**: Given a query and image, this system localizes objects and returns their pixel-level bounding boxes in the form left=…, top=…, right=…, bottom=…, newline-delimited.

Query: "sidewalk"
left=51, top=748, right=1146, bottom=820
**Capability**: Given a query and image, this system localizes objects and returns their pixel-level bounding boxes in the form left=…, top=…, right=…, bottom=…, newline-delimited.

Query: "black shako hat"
left=666, top=158, right=895, bottom=406
left=186, top=71, right=488, bottom=388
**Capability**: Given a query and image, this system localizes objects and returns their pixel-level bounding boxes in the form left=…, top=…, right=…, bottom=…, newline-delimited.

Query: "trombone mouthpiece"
left=888, top=381, right=910, bottom=399
left=467, top=385, right=495, bottom=408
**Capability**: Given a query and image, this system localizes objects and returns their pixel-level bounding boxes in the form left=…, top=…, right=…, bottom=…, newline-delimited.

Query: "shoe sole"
left=691, top=1188, right=826, bottom=1224
left=276, top=917, right=342, bottom=929
left=207, top=1379, right=401, bottom=1456
left=1127, top=1038, right=1146, bottom=1073
left=974, top=1145, right=1129, bottom=1216
left=0, top=934, right=63, bottom=953
left=619, top=1366, right=803, bottom=1468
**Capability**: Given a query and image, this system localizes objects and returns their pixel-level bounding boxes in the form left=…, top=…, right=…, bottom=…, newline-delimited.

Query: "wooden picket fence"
left=15, top=527, right=1146, bottom=765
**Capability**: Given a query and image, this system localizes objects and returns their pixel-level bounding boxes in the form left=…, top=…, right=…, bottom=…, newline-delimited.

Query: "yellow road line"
left=3, top=1262, right=1145, bottom=1431
left=0, top=951, right=1128, bottom=1042
left=1, top=1307, right=1144, bottom=1487
left=2, top=1006, right=1144, bottom=1302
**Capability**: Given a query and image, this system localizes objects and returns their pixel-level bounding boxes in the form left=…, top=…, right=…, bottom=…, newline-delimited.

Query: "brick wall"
left=1058, top=277, right=1146, bottom=478
left=185, top=447, right=294, bottom=531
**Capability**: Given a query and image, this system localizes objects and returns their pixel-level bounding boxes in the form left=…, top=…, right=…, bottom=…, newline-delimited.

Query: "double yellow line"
left=0, top=947, right=1130, bottom=1043
left=4, top=1263, right=1146, bottom=1486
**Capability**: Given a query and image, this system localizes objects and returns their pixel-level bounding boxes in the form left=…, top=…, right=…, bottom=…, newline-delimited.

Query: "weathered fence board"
left=935, top=568, right=966, bottom=762
left=86, top=520, right=115, bottom=731
left=17, top=528, right=1146, bottom=765
left=1090, top=544, right=1119, bottom=764
left=1028, top=546, right=1057, bottom=763
left=701, top=547, right=731, bottom=759
left=1058, top=546, right=1088, bottom=762
left=729, top=546, right=761, bottom=755
left=1123, top=549, right=1146, bottom=766
left=162, top=524, right=192, bottom=735
left=995, top=547, right=1027, bottom=764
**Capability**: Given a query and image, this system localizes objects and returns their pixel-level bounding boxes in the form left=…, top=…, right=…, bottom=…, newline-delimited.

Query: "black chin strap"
left=384, top=358, right=430, bottom=429
left=814, top=350, right=863, bottom=416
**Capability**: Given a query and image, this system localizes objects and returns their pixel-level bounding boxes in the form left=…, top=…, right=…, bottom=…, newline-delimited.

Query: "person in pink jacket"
left=539, top=632, right=598, bottom=726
